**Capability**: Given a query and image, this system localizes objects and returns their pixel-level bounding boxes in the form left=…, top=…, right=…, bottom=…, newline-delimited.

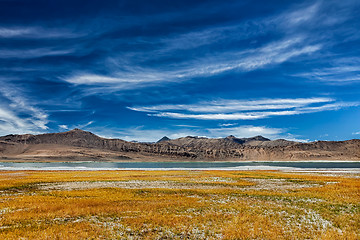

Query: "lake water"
left=0, top=161, right=359, bottom=171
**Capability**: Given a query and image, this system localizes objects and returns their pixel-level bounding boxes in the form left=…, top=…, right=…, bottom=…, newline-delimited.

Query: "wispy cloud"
left=353, top=131, right=360, bottom=135
left=65, top=36, right=321, bottom=90
left=182, top=38, right=321, bottom=76
left=65, top=70, right=171, bottom=86
left=0, top=26, right=84, bottom=39
left=128, top=98, right=359, bottom=120
left=274, top=2, right=321, bottom=29
left=294, top=57, right=360, bottom=84
left=0, top=27, right=33, bottom=38
left=61, top=1, right=332, bottom=91
left=150, top=2, right=323, bottom=55
left=77, top=121, right=94, bottom=129
left=174, top=124, right=199, bottom=128
left=0, top=85, right=49, bottom=135
left=62, top=0, right=360, bottom=93
left=219, top=123, right=238, bottom=127
left=129, top=98, right=333, bottom=113
left=0, top=47, right=74, bottom=59
left=59, top=125, right=69, bottom=130
left=208, top=125, right=283, bottom=139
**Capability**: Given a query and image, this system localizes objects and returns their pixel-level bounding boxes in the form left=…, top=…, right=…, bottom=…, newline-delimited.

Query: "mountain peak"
left=226, top=135, right=236, bottom=139
left=65, top=128, right=96, bottom=137
left=252, top=135, right=271, bottom=141
left=70, top=128, right=83, bottom=132
left=224, top=135, right=271, bottom=144
left=157, top=136, right=171, bottom=143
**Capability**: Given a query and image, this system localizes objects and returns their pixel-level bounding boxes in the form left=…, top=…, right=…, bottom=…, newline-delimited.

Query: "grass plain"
left=0, top=170, right=359, bottom=239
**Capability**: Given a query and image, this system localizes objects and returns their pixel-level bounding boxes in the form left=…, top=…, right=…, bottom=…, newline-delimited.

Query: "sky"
left=0, top=0, right=360, bottom=142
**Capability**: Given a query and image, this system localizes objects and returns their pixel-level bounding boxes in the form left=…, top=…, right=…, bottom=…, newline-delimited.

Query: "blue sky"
left=0, top=0, right=360, bottom=142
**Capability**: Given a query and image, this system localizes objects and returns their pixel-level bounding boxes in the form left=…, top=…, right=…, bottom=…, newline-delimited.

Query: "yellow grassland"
left=0, top=170, right=359, bottom=239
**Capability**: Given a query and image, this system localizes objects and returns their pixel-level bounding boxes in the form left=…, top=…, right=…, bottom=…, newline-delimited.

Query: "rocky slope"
left=0, top=129, right=359, bottom=161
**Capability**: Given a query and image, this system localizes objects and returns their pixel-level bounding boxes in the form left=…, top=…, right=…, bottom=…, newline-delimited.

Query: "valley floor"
left=0, top=170, right=359, bottom=239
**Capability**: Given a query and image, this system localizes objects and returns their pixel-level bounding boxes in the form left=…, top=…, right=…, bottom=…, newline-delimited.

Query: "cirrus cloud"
left=128, top=97, right=359, bottom=121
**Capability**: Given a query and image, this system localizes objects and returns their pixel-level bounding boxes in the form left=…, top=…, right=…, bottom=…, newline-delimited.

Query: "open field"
left=0, top=170, right=359, bottom=239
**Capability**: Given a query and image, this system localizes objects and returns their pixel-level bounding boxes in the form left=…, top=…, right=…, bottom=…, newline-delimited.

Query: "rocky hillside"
left=0, top=129, right=359, bottom=161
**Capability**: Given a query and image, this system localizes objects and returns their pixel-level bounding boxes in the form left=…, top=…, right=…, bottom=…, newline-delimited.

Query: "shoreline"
left=0, top=166, right=359, bottom=173
left=0, top=169, right=359, bottom=173
left=0, top=159, right=360, bottom=163
left=1, top=160, right=359, bottom=172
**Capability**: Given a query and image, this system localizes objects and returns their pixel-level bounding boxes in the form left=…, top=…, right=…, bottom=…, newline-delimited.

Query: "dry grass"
left=0, top=170, right=359, bottom=239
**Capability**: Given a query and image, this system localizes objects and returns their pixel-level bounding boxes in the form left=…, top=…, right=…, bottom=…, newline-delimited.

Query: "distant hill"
left=0, top=129, right=359, bottom=161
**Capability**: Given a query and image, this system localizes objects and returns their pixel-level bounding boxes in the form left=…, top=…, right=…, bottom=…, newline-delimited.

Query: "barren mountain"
left=0, top=129, right=359, bottom=161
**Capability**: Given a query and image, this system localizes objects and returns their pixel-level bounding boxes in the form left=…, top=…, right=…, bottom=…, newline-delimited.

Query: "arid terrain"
left=0, top=129, right=360, bottom=162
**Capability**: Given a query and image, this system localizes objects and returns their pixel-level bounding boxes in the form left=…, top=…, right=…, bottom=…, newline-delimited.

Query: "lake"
left=0, top=161, right=360, bottom=171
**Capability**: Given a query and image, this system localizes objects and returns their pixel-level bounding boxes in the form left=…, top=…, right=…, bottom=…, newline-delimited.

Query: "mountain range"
left=0, top=129, right=359, bottom=161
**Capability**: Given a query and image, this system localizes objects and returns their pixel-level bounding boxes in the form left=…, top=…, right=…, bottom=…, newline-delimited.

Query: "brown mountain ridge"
left=0, top=128, right=359, bottom=162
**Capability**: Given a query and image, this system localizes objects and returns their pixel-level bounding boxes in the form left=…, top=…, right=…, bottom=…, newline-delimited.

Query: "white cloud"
left=0, top=85, right=49, bottom=136
left=0, top=48, right=74, bottom=59
left=64, top=36, right=321, bottom=89
left=277, top=2, right=320, bottom=27
left=149, top=111, right=292, bottom=120
left=59, top=125, right=69, bottom=130
left=219, top=123, right=237, bottom=127
left=174, top=124, right=199, bottom=128
left=175, top=38, right=321, bottom=77
left=152, top=2, right=323, bottom=54
left=0, top=26, right=84, bottom=39
left=67, top=75, right=123, bottom=84
left=208, top=126, right=283, bottom=139
left=294, top=58, right=360, bottom=84
left=128, top=97, right=358, bottom=121
left=129, top=98, right=333, bottom=113
left=78, top=121, right=94, bottom=129
left=353, top=131, right=360, bottom=135
left=61, top=1, right=330, bottom=92
left=65, top=71, right=172, bottom=86
left=0, top=105, right=46, bottom=135
left=0, top=27, right=33, bottom=38
left=61, top=1, right=357, bottom=92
